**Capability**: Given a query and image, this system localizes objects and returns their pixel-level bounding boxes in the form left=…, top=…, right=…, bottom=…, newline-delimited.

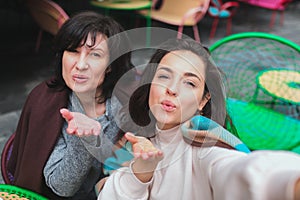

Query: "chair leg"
left=226, top=18, right=232, bottom=36
left=209, top=18, right=219, bottom=40
left=193, top=25, right=200, bottom=42
left=280, top=10, right=284, bottom=26
left=269, top=10, right=277, bottom=28
left=35, top=29, right=43, bottom=53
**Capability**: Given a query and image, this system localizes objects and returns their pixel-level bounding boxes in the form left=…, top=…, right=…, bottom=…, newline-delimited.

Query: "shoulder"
left=27, top=78, right=69, bottom=103
left=26, top=79, right=52, bottom=99
left=22, top=78, right=69, bottom=114
left=28, top=80, right=48, bottom=95
left=194, top=146, right=246, bottom=167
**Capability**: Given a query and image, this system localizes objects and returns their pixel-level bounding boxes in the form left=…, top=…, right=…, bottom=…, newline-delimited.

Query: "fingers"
left=66, top=126, right=76, bottom=134
left=61, top=109, right=101, bottom=136
left=125, top=134, right=163, bottom=160
left=134, top=150, right=163, bottom=160
left=60, top=108, right=73, bottom=121
left=67, top=127, right=100, bottom=136
left=124, top=133, right=164, bottom=166
left=125, top=132, right=139, bottom=144
left=138, top=152, right=154, bottom=160
left=92, top=123, right=101, bottom=135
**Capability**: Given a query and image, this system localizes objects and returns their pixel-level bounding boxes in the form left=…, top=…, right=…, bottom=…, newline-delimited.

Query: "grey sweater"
left=43, top=93, right=121, bottom=199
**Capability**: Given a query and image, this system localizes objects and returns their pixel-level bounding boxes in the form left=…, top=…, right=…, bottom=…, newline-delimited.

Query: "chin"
left=157, top=119, right=180, bottom=129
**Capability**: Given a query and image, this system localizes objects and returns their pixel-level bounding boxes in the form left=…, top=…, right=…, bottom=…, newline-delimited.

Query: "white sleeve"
left=98, top=162, right=152, bottom=200
left=208, top=148, right=300, bottom=200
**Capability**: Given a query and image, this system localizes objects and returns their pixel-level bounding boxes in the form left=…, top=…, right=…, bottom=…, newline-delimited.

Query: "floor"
left=0, top=0, right=300, bottom=183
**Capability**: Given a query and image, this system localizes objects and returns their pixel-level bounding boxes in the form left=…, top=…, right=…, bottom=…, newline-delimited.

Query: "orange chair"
left=138, top=0, right=210, bottom=42
left=207, top=0, right=239, bottom=40
left=1, top=132, right=15, bottom=184
left=25, top=0, right=69, bottom=52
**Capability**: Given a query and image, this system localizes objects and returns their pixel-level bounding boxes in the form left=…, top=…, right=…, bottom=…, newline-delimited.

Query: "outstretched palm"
left=125, top=132, right=164, bottom=173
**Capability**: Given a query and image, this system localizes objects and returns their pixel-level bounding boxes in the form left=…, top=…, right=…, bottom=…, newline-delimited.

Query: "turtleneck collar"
left=154, top=124, right=183, bottom=144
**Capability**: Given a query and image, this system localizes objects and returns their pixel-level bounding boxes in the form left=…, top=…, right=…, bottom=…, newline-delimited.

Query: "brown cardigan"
left=7, top=79, right=70, bottom=199
left=6, top=76, right=138, bottom=199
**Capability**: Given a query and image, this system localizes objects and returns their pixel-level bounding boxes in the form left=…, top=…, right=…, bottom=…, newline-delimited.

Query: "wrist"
left=131, top=160, right=155, bottom=183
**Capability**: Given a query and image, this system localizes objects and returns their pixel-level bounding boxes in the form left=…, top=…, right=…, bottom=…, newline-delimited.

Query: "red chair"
left=239, top=0, right=292, bottom=28
left=207, top=0, right=239, bottom=40
left=25, top=0, right=69, bottom=52
left=1, top=132, right=15, bottom=184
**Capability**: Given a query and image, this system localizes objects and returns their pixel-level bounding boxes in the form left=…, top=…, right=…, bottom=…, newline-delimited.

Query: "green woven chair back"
left=209, top=32, right=300, bottom=119
left=210, top=32, right=300, bottom=152
left=0, top=184, right=48, bottom=200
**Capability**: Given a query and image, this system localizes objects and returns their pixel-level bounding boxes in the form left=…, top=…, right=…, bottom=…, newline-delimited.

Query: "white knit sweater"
left=98, top=125, right=300, bottom=200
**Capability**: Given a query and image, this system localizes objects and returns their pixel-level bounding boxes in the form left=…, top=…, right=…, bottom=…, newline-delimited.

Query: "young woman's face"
left=149, top=50, right=209, bottom=130
left=62, top=33, right=109, bottom=96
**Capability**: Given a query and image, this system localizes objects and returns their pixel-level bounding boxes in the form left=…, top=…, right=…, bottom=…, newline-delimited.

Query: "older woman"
left=7, top=11, right=134, bottom=199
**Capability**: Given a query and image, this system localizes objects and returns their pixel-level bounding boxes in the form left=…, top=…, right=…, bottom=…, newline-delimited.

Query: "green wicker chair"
left=226, top=98, right=300, bottom=153
left=209, top=32, right=300, bottom=152
left=0, top=184, right=48, bottom=200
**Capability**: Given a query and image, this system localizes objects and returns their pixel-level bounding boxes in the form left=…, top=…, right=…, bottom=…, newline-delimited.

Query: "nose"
left=166, top=81, right=178, bottom=96
left=166, top=88, right=177, bottom=96
left=75, top=54, right=88, bottom=70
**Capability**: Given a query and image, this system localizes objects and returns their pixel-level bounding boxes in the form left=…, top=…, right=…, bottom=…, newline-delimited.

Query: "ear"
left=198, top=92, right=211, bottom=111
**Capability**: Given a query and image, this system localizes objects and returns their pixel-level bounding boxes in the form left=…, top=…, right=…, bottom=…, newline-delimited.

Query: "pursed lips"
left=72, top=74, right=89, bottom=83
left=161, top=100, right=176, bottom=112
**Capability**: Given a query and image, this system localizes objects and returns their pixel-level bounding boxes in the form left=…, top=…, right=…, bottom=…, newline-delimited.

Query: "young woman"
left=7, top=11, right=135, bottom=199
left=98, top=38, right=300, bottom=200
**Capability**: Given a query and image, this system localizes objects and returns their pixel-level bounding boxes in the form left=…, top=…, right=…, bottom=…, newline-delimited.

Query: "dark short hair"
left=128, top=38, right=226, bottom=133
left=48, top=11, right=134, bottom=103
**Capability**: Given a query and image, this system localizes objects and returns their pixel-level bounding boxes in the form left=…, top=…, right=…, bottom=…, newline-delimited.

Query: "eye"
left=90, top=52, right=101, bottom=57
left=183, top=80, right=196, bottom=88
left=157, top=74, right=169, bottom=79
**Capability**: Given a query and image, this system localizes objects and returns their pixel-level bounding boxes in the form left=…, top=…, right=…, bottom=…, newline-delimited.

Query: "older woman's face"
left=62, top=33, right=109, bottom=95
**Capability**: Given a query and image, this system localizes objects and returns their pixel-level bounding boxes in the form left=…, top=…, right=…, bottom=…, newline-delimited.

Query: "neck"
left=75, top=91, right=105, bottom=118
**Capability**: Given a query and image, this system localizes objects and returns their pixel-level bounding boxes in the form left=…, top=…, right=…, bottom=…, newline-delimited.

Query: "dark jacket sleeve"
left=7, top=79, right=70, bottom=199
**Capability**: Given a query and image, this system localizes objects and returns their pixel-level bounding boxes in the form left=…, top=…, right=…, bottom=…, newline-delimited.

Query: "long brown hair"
left=127, top=38, right=227, bottom=137
left=47, top=11, right=134, bottom=103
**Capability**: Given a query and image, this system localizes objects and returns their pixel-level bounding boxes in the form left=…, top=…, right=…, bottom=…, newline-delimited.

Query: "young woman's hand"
left=60, top=108, right=101, bottom=136
left=125, top=132, right=163, bottom=182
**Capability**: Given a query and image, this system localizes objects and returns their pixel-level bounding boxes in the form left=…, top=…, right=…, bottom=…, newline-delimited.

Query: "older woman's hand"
left=60, top=108, right=101, bottom=136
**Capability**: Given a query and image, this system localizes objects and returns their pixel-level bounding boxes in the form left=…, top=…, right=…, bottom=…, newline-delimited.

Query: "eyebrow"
left=85, top=43, right=105, bottom=50
left=157, top=67, right=202, bottom=81
left=86, top=46, right=108, bottom=55
left=85, top=40, right=107, bottom=51
left=92, top=47, right=105, bottom=51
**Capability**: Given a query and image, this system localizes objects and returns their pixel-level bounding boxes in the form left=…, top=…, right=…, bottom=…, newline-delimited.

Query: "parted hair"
left=128, top=38, right=227, bottom=132
left=47, top=11, right=134, bottom=103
